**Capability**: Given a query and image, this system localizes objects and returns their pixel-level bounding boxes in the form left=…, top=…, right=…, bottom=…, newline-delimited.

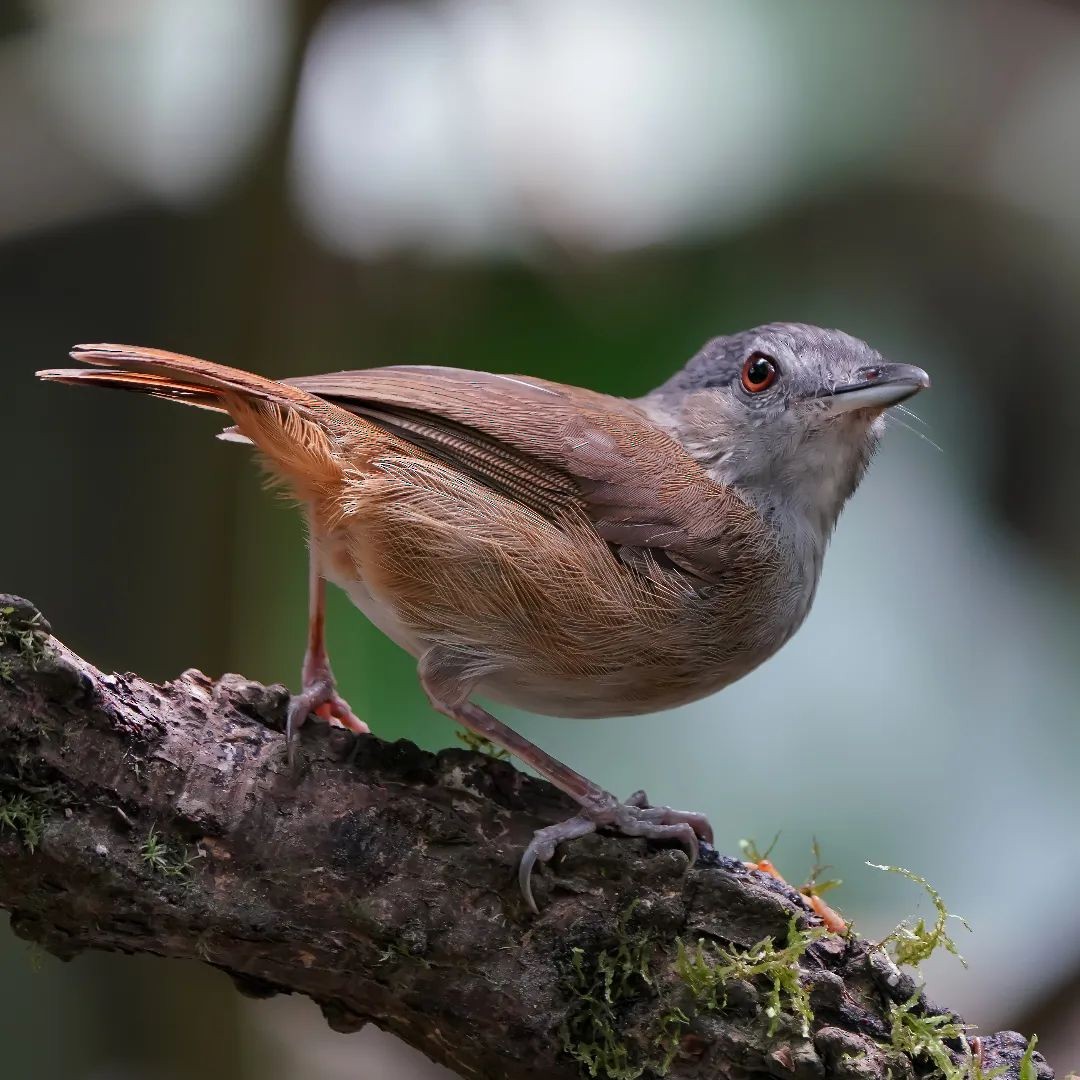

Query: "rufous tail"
left=38, top=344, right=352, bottom=498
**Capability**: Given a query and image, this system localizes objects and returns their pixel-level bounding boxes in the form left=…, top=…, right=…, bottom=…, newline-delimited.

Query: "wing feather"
left=283, top=365, right=775, bottom=583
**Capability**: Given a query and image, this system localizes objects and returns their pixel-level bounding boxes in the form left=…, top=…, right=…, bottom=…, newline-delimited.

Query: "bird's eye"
left=740, top=352, right=778, bottom=393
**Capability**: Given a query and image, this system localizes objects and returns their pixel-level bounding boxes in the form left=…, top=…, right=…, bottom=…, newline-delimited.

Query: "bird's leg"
left=286, top=547, right=368, bottom=767
left=419, top=648, right=712, bottom=912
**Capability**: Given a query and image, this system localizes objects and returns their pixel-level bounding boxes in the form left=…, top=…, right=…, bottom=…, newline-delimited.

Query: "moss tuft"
left=454, top=728, right=509, bottom=760
left=885, top=997, right=1043, bottom=1080
left=888, top=994, right=967, bottom=1077
left=1018, top=1036, right=1039, bottom=1080
left=738, top=833, right=780, bottom=864
left=674, top=915, right=825, bottom=1039
left=0, top=604, right=49, bottom=682
left=140, top=825, right=195, bottom=880
left=560, top=905, right=687, bottom=1079
left=801, top=837, right=842, bottom=899
left=0, top=793, right=47, bottom=851
left=869, top=863, right=971, bottom=968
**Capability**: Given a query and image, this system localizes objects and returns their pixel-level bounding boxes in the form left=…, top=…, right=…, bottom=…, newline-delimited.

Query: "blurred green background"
left=2, top=1, right=1080, bottom=1076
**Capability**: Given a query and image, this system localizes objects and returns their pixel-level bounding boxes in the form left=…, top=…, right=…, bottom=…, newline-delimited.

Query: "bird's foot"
left=286, top=674, right=368, bottom=768
left=519, top=789, right=713, bottom=913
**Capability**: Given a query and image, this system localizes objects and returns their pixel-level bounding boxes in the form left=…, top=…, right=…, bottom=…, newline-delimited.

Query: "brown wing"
left=284, top=365, right=775, bottom=583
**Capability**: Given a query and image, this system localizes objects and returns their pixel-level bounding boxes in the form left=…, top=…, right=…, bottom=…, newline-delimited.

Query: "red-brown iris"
left=740, top=352, right=778, bottom=393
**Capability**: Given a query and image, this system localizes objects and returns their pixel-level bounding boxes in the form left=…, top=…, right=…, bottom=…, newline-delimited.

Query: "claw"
left=519, top=815, right=598, bottom=914
left=622, top=795, right=714, bottom=847
left=416, top=666, right=712, bottom=914
left=286, top=675, right=367, bottom=769
left=315, top=699, right=369, bottom=734
left=519, top=794, right=712, bottom=912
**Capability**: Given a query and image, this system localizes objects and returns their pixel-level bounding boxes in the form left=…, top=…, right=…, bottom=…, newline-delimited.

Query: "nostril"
left=859, top=367, right=883, bottom=381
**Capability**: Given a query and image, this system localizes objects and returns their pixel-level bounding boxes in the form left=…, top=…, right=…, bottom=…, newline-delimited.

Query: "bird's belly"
left=472, top=662, right=750, bottom=719
left=312, top=474, right=800, bottom=721
left=330, top=583, right=759, bottom=718
left=314, top=533, right=430, bottom=659
left=322, top=541, right=777, bottom=720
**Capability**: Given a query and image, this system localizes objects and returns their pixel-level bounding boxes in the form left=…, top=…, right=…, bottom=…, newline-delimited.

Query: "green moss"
left=344, top=897, right=373, bottom=925
left=647, top=1009, right=688, bottom=1078
left=560, top=906, right=687, bottom=1079
left=865, top=865, right=1041, bottom=1080
left=801, top=837, right=842, bottom=899
left=0, top=604, right=49, bottom=682
left=454, top=728, right=509, bottom=760
left=25, top=942, right=50, bottom=973
left=868, top=863, right=971, bottom=968
left=559, top=857, right=1029, bottom=1080
left=140, top=825, right=194, bottom=880
left=1018, top=1036, right=1039, bottom=1080
left=887, top=995, right=967, bottom=1078
left=563, top=893, right=824, bottom=1077
left=886, top=997, right=1043, bottom=1080
left=0, top=793, right=47, bottom=851
left=0, top=749, right=69, bottom=851
left=888, top=994, right=1006, bottom=1080
left=738, top=832, right=780, bottom=864
left=376, top=941, right=431, bottom=968
left=672, top=938, right=723, bottom=1011
left=674, top=916, right=826, bottom=1039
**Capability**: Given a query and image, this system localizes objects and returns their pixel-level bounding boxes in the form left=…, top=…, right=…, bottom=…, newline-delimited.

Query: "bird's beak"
left=817, top=363, right=931, bottom=415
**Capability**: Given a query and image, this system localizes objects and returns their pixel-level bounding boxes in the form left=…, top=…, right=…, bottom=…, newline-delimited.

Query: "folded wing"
left=283, top=365, right=776, bottom=584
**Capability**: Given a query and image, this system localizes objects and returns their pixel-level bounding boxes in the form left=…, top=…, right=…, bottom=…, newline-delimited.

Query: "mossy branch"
left=0, top=595, right=1053, bottom=1080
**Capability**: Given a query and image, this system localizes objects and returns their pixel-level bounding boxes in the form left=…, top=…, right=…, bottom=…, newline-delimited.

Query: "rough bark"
left=0, top=596, right=1051, bottom=1080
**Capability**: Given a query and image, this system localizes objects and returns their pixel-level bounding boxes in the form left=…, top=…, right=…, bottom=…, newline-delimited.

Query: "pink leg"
left=419, top=648, right=712, bottom=913
left=286, top=549, right=368, bottom=767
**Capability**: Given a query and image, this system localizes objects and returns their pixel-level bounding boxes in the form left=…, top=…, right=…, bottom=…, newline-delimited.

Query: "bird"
left=37, top=324, right=929, bottom=912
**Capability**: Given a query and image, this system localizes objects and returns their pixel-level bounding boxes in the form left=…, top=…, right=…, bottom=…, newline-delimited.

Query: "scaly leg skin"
left=519, top=789, right=712, bottom=914
left=419, top=648, right=713, bottom=913
left=286, top=551, right=368, bottom=768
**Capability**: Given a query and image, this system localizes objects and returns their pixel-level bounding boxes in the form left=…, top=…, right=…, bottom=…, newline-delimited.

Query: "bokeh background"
left=2, top=1, right=1079, bottom=1076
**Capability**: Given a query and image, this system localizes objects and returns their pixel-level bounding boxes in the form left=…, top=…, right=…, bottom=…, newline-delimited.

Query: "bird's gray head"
left=640, top=323, right=930, bottom=543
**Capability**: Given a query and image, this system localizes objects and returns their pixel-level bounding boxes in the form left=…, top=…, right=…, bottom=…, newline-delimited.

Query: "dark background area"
left=1, top=1, right=1079, bottom=1076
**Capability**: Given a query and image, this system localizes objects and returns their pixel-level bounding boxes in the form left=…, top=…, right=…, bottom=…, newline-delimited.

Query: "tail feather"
left=38, top=344, right=356, bottom=497
left=61, top=343, right=316, bottom=408
left=36, top=367, right=228, bottom=413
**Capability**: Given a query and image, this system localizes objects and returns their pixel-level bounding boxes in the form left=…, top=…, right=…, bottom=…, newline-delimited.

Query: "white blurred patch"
left=30, top=0, right=292, bottom=204
left=291, top=0, right=811, bottom=257
left=0, top=37, right=131, bottom=241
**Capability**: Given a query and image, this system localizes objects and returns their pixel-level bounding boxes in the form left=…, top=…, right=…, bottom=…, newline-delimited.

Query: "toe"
left=315, top=699, right=366, bottom=731
left=519, top=815, right=598, bottom=913
left=627, top=805, right=713, bottom=847
left=613, top=810, right=700, bottom=865
left=286, top=680, right=367, bottom=766
left=517, top=796, right=712, bottom=913
left=677, top=811, right=713, bottom=846
left=329, top=700, right=369, bottom=735
left=677, top=822, right=700, bottom=865
left=615, top=793, right=714, bottom=846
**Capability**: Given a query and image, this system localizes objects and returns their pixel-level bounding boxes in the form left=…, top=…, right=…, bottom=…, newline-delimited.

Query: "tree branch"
left=0, top=595, right=1051, bottom=1080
